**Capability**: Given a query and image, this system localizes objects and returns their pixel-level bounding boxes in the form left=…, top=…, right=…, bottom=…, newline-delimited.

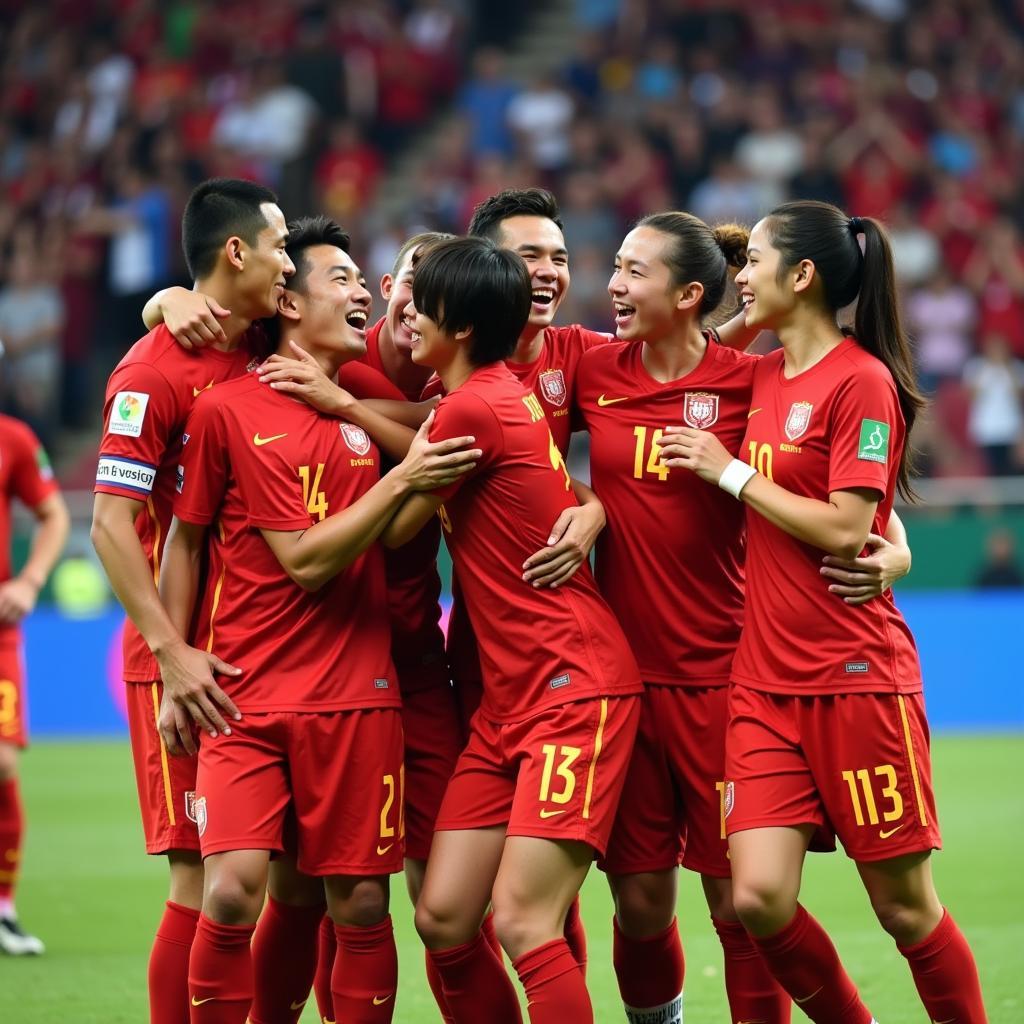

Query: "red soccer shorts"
left=0, top=634, right=26, bottom=748
left=399, top=666, right=463, bottom=862
left=601, top=685, right=731, bottom=878
left=435, top=696, right=641, bottom=855
left=126, top=680, right=201, bottom=854
left=194, top=708, right=405, bottom=876
left=726, top=685, right=942, bottom=862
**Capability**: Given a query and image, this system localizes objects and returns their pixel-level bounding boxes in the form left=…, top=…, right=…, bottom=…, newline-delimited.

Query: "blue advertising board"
left=16, top=591, right=1023, bottom=738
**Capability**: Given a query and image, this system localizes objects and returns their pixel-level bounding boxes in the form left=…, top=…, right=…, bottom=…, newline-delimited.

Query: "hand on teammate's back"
left=155, top=638, right=242, bottom=755
left=820, top=532, right=912, bottom=605
left=258, top=341, right=352, bottom=415
left=395, top=411, right=482, bottom=492
left=522, top=502, right=605, bottom=589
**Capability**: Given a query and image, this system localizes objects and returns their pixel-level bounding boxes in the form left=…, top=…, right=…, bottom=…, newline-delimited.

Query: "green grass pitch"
left=1, top=735, right=1021, bottom=1022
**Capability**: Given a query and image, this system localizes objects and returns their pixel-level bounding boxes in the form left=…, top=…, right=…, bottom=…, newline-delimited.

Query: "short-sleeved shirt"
left=94, top=325, right=253, bottom=682
left=174, top=372, right=398, bottom=713
left=429, top=362, right=642, bottom=723
left=0, top=416, right=59, bottom=641
left=577, top=337, right=756, bottom=686
left=337, top=328, right=447, bottom=682
left=732, top=339, right=922, bottom=695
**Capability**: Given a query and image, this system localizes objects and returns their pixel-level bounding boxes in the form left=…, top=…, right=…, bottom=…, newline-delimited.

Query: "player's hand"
left=158, top=692, right=198, bottom=758
left=163, top=288, right=230, bottom=350
left=398, top=410, right=482, bottom=491
left=156, top=638, right=242, bottom=748
left=658, top=425, right=732, bottom=484
left=0, top=578, right=38, bottom=623
left=258, top=341, right=353, bottom=415
left=820, top=532, right=912, bottom=605
left=522, top=501, right=606, bottom=589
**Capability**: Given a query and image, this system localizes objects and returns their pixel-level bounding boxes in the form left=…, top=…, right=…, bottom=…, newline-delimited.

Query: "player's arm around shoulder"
left=263, top=410, right=480, bottom=589
left=142, top=286, right=230, bottom=349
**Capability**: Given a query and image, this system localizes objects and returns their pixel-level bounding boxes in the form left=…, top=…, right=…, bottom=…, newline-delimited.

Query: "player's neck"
left=641, top=324, right=706, bottom=382
left=436, top=351, right=476, bottom=393
left=509, top=322, right=546, bottom=364
left=777, top=311, right=845, bottom=377
left=278, top=338, right=342, bottom=381
left=378, top=321, right=432, bottom=395
left=193, top=275, right=251, bottom=349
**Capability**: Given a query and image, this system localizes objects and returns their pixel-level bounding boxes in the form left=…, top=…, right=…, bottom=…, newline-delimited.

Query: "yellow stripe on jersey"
left=897, top=695, right=929, bottom=827
left=147, top=497, right=161, bottom=586
left=151, top=683, right=176, bottom=825
left=205, top=522, right=227, bottom=655
left=581, top=699, right=609, bottom=820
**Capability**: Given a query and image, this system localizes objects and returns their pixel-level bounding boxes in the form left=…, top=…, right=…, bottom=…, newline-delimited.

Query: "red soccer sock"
left=425, top=948, right=457, bottom=1023
left=513, top=937, right=592, bottom=1024
left=426, top=930, right=522, bottom=1024
left=188, top=914, right=256, bottom=1024
left=752, top=905, right=872, bottom=1024
left=331, top=916, right=398, bottom=1023
left=481, top=911, right=503, bottom=959
left=249, top=897, right=323, bottom=1024
left=712, top=916, right=791, bottom=1024
left=149, top=901, right=200, bottom=1024
left=898, top=908, right=988, bottom=1023
left=314, top=912, right=337, bottom=1021
left=0, top=778, right=24, bottom=905
left=612, top=915, right=684, bottom=1023
left=563, top=896, right=588, bottom=974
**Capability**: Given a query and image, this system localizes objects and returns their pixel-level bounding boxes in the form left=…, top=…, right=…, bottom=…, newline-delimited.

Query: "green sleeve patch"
left=857, top=419, right=890, bottom=463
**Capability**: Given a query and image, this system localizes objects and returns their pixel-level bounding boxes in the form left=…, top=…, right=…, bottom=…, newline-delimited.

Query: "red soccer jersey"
left=576, top=338, right=755, bottom=686
left=429, top=362, right=642, bottom=723
left=0, top=416, right=58, bottom=640
left=94, top=326, right=253, bottom=682
left=338, top=348, right=446, bottom=683
left=732, top=339, right=922, bottom=695
left=174, top=372, right=398, bottom=712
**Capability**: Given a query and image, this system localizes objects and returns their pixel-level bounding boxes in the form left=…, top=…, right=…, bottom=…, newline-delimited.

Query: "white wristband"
left=718, top=458, right=757, bottom=499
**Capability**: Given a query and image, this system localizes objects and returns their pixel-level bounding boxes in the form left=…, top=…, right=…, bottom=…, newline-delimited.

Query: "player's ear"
left=676, top=281, right=703, bottom=312
left=792, top=258, right=817, bottom=294
left=225, top=236, right=246, bottom=272
left=277, top=287, right=301, bottom=321
left=454, top=326, right=472, bottom=343
left=380, top=274, right=393, bottom=301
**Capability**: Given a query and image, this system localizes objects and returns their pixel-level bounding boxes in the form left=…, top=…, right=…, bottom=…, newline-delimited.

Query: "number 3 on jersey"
left=298, top=463, right=329, bottom=521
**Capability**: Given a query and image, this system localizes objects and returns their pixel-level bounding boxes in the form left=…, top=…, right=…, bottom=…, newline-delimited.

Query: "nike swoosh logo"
left=376, top=843, right=394, bottom=855
left=932, top=1018, right=957, bottom=1023
left=879, top=823, right=905, bottom=839
left=539, top=808, right=567, bottom=819
left=290, top=999, right=307, bottom=1010
left=191, top=996, right=215, bottom=1006
left=747, top=408, right=762, bottom=418
left=372, top=994, right=393, bottom=1005
left=253, top=432, right=287, bottom=446
left=193, top=381, right=214, bottom=397
left=794, top=987, right=822, bottom=1004
left=597, top=394, right=629, bottom=406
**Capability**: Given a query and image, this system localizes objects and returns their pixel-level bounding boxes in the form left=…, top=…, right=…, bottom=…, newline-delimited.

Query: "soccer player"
left=579, top=211, right=914, bottom=1024
left=660, top=200, right=987, bottom=1023
left=382, top=236, right=644, bottom=1024
left=159, top=219, right=480, bottom=1024
left=0, top=411, right=68, bottom=955
left=91, top=178, right=293, bottom=1024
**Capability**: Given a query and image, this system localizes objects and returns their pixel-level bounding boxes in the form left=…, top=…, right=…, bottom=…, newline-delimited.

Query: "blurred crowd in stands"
left=0, top=0, right=1022, bottom=480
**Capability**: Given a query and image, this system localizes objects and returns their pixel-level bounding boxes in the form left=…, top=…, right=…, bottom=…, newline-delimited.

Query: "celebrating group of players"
left=89, top=178, right=988, bottom=1024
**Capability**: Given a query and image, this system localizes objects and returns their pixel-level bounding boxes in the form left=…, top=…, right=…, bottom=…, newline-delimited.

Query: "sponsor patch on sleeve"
left=108, top=391, right=150, bottom=437
left=96, top=456, right=157, bottom=494
left=857, top=419, right=890, bottom=463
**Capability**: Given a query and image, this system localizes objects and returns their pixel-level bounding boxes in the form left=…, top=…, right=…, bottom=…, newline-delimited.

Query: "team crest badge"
left=724, top=781, right=735, bottom=818
left=538, top=369, right=567, bottom=408
left=188, top=794, right=208, bottom=837
left=785, top=401, right=813, bottom=441
left=683, top=391, right=719, bottom=429
left=341, top=423, right=371, bottom=455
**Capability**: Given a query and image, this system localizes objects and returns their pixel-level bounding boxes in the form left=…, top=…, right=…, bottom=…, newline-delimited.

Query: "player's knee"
left=0, top=742, right=18, bottom=779
left=203, top=870, right=264, bottom=925
left=730, top=880, right=793, bottom=936
left=491, top=900, right=557, bottom=961
left=329, top=878, right=389, bottom=928
left=414, top=896, right=473, bottom=951
left=610, top=874, right=676, bottom=937
left=870, top=893, right=938, bottom=946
